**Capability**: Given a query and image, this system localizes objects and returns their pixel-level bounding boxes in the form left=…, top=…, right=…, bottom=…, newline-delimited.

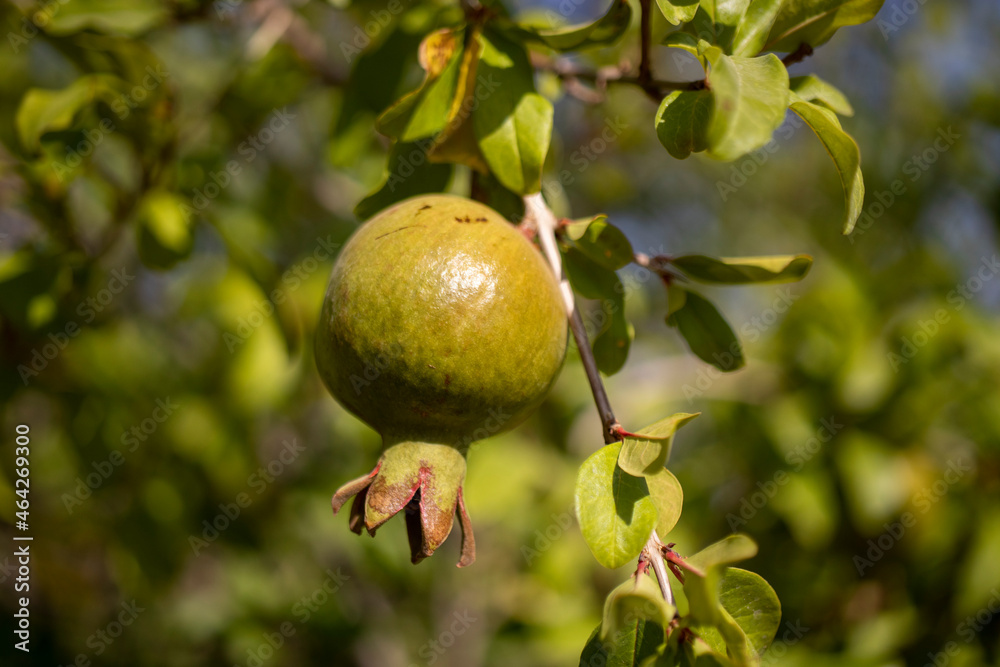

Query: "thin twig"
left=646, top=531, right=675, bottom=609
left=525, top=193, right=619, bottom=444
left=663, top=547, right=705, bottom=578
left=781, top=42, right=814, bottom=67
left=527, top=194, right=683, bottom=607
left=533, top=54, right=704, bottom=97
left=636, top=0, right=661, bottom=102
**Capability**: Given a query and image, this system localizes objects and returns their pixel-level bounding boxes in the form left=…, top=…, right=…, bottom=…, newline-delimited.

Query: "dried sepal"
left=330, top=441, right=473, bottom=567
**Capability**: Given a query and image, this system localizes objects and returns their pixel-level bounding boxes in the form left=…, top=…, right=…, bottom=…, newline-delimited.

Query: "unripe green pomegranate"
left=317, top=194, right=567, bottom=566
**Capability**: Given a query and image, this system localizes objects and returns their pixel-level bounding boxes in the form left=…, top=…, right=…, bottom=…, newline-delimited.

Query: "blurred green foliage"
left=1, top=0, right=1000, bottom=666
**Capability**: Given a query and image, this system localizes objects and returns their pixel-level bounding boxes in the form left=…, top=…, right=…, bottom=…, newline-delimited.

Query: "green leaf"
left=515, top=0, right=632, bottom=51
left=647, top=469, right=685, bottom=537
left=580, top=619, right=666, bottom=667
left=667, top=289, right=744, bottom=371
left=16, top=75, right=126, bottom=152
left=618, top=412, right=701, bottom=476
left=565, top=215, right=635, bottom=271
left=764, top=0, right=887, bottom=53
left=429, top=32, right=491, bottom=173
left=680, top=639, right=735, bottom=666
left=655, top=89, right=713, bottom=160
left=667, top=284, right=687, bottom=318
left=575, top=443, right=659, bottom=569
left=681, top=567, right=779, bottom=663
left=670, top=254, right=813, bottom=284
left=354, top=141, right=453, bottom=220
left=682, top=537, right=762, bottom=665
left=662, top=31, right=701, bottom=55
left=562, top=247, right=632, bottom=375
left=602, top=575, right=676, bottom=640
left=136, top=190, right=194, bottom=270
left=593, top=304, right=633, bottom=376
left=44, top=0, right=169, bottom=37
left=790, top=99, right=864, bottom=234
left=473, top=29, right=553, bottom=195
left=376, top=29, right=464, bottom=142
left=563, top=246, right=621, bottom=301
left=731, top=0, right=784, bottom=56
left=685, top=0, right=751, bottom=52
left=332, top=26, right=424, bottom=164
left=656, top=0, right=701, bottom=25
left=789, top=74, right=854, bottom=116
left=715, top=568, right=781, bottom=655
left=688, top=534, right=759, bottom=571
left=702, top=44, right=789, bottom=161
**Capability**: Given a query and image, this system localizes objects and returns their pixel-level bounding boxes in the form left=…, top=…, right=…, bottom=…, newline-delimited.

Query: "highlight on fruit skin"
left=316, top=194, right=568, bottom=567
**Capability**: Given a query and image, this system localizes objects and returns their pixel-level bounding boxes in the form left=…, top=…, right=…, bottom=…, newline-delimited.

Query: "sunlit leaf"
left=601, top=574, right=675, bottom=640
left=688, top=534, right=759, bottom=571
left=515, top=0, right=633, bottom=50
left=731, top=0, right=784, bottom=56
left=789, top=75, right=854, bottom=116
left=655, top=89, right=713, bottom=160
left=647, top=469, right=685, bottom=537
left=662, top=31, right=701, bottom=54
left=670, top=254, right=813, bottom=284
left=580, top=619, right=667, bottom=666
left=682, top=536, right=762, bottom=664
left=473, top=29, right=553, bottom=194
left=429, top=31, right=490, bottom=173
left=684, top=0, right=751, bottom=52
left=764, top=0, right=887, bottom=52
left=657, top=0, right=701, bottom=25
left=702, top=43, right=789, bottom=161
left=790, top=99, right=864, bottom=234
left=619, top=413, right=701, bottom=476
left=715, top=568, right=781, bottom=655
left=376, top=29, right=463, bottom=141
left=564, top=215, right=634, bottom=271
left=575, top=443, right=658, bottom=569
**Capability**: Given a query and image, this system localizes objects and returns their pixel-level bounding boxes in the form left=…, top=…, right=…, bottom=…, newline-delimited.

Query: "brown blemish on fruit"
left=375, top=225, right=423, bottom=240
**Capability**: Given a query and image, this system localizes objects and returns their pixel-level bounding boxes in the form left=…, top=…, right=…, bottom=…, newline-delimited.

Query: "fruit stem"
left=525, top=193, right=618, bottom=445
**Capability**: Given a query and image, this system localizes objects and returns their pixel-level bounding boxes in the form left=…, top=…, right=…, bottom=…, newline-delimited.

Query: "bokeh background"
left=2, top=0, right=1000, bottom=665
